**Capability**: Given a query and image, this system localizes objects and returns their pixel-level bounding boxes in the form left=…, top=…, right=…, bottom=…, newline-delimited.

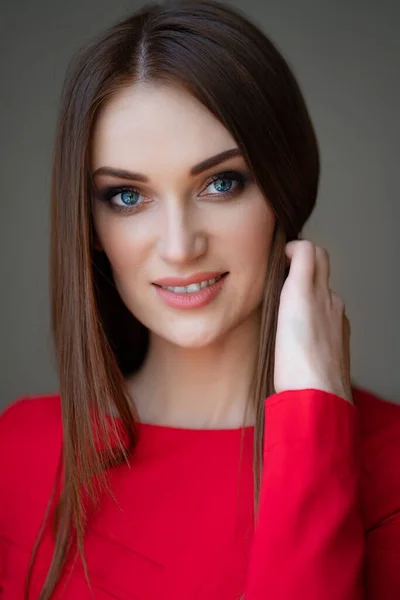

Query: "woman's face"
left=91, top=82, right=276, bottom=348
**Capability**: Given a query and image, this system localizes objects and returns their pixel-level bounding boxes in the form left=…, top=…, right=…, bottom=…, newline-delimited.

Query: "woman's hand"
left=274, top=240, right=353, bottom=403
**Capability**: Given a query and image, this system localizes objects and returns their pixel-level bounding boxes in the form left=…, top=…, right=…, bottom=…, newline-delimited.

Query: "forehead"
left=90, top=82, right=236, bottom=172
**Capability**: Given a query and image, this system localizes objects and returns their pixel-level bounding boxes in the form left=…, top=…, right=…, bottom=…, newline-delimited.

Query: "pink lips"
left=152, top=272, right=228, bottom=309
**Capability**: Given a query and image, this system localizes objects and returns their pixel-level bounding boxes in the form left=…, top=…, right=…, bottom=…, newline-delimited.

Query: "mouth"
left=152, top=272, right=229, bottom=294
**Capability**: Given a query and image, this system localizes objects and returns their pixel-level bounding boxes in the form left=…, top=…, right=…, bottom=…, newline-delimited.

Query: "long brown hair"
left=25, top=0, right=319, bottom=597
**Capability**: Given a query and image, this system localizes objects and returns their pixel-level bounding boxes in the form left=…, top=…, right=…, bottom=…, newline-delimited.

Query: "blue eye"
left=118, top=190, right=141, bottom=206
left=100, top=187, right=145, bottom=212
left=212, top=178, right=233, bottom=192
left=96, top=169, right=250, bottom=214
left=102, top=187, right=145, bottom=209
left=203, top=170, right=248, bottom=198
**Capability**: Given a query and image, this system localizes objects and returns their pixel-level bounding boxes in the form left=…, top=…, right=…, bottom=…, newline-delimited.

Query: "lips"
left=153, top=273, right=228, bottom=309
left=152, top=271, right=228, bottom=287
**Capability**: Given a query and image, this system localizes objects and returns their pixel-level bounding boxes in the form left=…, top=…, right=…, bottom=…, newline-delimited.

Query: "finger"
left=285, top=240, right=316, bottom=287
left=314, top=246, right=330, bottom=289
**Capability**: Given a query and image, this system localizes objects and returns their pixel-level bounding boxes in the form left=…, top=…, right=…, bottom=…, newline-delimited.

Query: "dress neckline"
left=136, top=420, right=255, bottom=433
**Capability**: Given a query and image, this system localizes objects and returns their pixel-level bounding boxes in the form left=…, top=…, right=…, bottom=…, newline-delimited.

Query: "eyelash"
left=97, top=170, right=249, bottom=214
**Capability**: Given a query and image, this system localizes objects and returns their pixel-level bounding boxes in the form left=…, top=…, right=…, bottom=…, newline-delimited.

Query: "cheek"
left=218, top=198, right=275, bottom=280
left=93, top=210, right=152, bottom=277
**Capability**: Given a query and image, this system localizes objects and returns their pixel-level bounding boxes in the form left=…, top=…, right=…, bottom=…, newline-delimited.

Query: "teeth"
left=187, top=283, right=201, bottom=293
left=161, top=274, right=223, bottom=293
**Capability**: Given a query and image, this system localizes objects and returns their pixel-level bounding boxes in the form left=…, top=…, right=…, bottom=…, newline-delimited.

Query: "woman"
left=0, top=0, right=399, bottom=598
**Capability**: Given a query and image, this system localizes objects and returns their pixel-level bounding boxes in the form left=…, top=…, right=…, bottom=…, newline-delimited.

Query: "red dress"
left=0, top=386, right=399, bottom=599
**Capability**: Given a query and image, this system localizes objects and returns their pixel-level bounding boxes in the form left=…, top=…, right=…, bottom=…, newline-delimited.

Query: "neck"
left=126, top=312, right=261, bottom=429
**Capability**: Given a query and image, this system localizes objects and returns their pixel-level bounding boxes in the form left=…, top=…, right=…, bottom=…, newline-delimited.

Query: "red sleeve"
left=355, top=387, right=400, bottom=599
left=245, top=389, right=364, bottom=600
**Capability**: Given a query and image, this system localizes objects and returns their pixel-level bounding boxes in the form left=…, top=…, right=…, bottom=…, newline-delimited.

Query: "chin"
left=152, top=318, right=230, bottom=349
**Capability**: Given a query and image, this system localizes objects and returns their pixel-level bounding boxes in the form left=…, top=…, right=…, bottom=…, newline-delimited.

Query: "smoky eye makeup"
left=92, top=168, right=253, bottom=214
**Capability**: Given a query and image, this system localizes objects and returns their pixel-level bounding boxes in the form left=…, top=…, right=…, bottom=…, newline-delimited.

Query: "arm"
left=245, top=389, right=364, bottom=600
left=365, top=515, right=400, bottom=599
left=355, top=387, right=400, bottom=599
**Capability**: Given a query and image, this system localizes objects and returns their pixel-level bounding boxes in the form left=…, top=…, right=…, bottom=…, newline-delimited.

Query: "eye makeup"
left=93, top=169, right=252, bottom=215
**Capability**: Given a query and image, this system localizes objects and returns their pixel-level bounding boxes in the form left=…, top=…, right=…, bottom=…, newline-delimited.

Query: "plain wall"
left=0, top=0, right=399, bottom=410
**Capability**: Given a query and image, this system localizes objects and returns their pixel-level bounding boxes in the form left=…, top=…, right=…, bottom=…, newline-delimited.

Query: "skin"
left=276, top=241, right=353, bottom=403
left=91, top=82, right=276, bottom=428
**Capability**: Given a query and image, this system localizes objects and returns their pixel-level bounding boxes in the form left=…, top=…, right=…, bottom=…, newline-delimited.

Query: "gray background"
left=0, top=0, right=399, bottom=410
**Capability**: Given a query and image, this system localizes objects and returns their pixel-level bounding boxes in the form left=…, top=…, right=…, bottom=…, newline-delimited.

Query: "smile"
left=159, top=274, right=224, bottom=294
left=152, top=272, right=229, bottom=310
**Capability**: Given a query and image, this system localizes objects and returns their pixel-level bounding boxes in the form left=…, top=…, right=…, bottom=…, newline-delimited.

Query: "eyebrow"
left=91, top=148, right=243, bottom=181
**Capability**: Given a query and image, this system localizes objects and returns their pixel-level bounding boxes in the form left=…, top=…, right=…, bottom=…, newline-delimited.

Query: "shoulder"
left=0, top=394, right=63, bottom=542
left=352, top=386, right=400, bottom=529
left=0, top=393, right=63, bottom=478
left=0, top=393, right=62, bottom=453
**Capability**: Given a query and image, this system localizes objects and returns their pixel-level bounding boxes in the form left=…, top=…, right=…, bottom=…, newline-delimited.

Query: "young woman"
left=0, top=1, right=399, bottom=598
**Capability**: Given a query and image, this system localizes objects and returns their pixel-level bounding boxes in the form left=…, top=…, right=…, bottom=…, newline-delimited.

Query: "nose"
left=157, top=199, right=207, bottom=266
